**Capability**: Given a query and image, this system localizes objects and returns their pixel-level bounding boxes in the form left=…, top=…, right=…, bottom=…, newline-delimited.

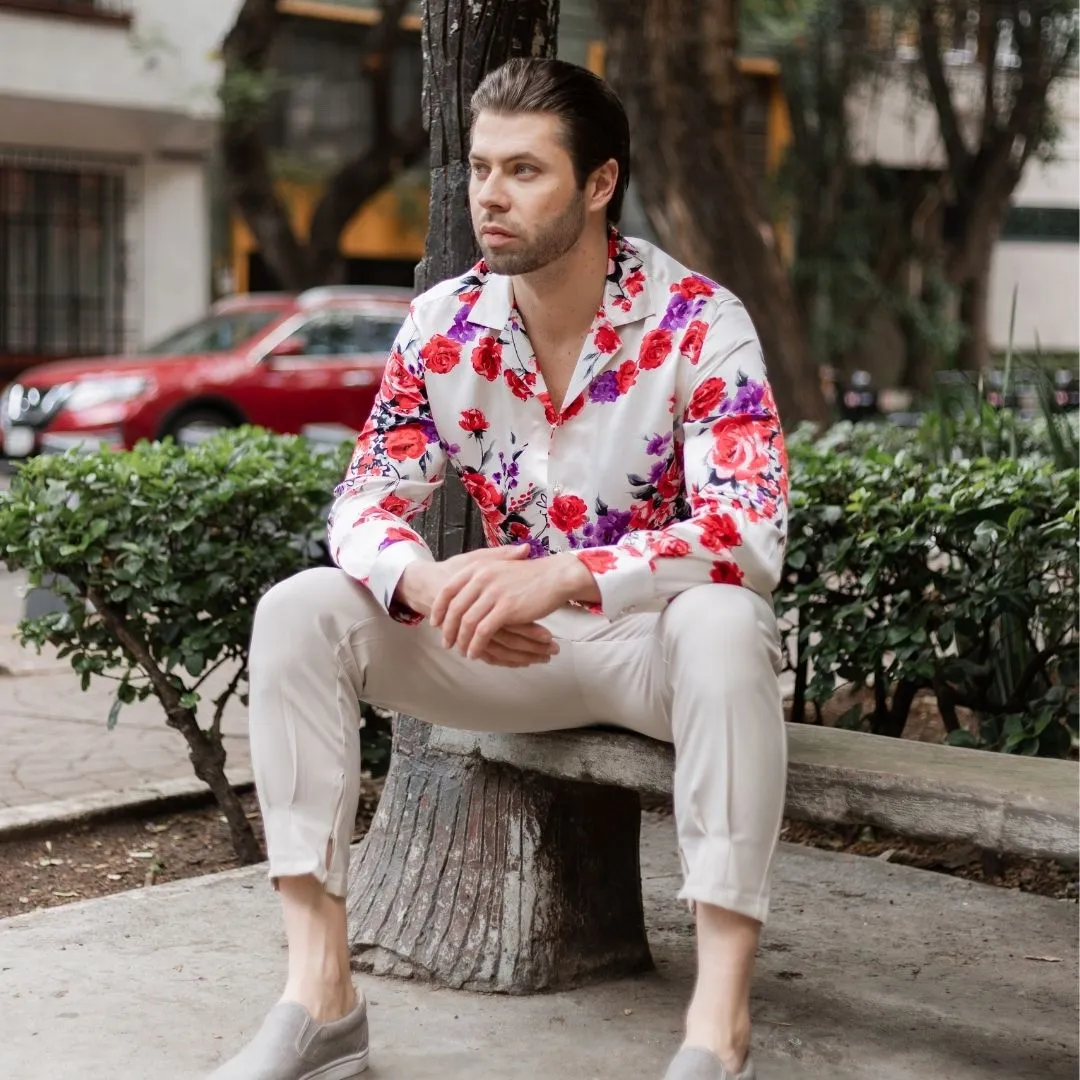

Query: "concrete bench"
left=426, top=722, right=1080, bottom=863
left=347, top=717, right=1078, bottom=995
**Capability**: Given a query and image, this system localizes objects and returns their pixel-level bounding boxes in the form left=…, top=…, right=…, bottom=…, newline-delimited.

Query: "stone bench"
left=427, top=723, right=1079, bottom=863
left=346, top=718, right=1078, bottom=995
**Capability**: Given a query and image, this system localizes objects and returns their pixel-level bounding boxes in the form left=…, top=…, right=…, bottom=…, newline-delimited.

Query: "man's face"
left=469, top=110, right=587, bottom=276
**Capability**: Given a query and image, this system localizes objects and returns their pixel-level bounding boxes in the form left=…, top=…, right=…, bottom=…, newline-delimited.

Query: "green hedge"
left=782, top=421, right=1078, bottom=757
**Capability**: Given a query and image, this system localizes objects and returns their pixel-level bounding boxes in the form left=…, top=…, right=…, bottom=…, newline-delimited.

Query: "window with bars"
left=0, top=164, right=127, bottom=358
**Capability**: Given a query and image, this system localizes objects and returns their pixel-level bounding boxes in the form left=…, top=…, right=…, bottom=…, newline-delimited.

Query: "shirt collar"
left=465, top=229, right=658, bottom=333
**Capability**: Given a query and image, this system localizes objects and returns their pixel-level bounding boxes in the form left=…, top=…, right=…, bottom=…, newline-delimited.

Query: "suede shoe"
left=208, top=998, right=368, bottom=1079
left=663, top=1046, right=756, bottom=1080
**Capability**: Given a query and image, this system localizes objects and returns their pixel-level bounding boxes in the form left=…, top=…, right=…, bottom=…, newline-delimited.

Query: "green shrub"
left=0, top=429, right=352, bottom=860
left=783, top=427, right=1079, bottom=757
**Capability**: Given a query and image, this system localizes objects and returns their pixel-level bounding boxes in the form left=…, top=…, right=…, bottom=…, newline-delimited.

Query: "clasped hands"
left=396, top=545, right=597, bottom=668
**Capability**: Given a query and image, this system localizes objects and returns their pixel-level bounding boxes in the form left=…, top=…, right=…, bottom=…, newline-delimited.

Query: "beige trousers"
left=248, top=567, right=788, bottom=923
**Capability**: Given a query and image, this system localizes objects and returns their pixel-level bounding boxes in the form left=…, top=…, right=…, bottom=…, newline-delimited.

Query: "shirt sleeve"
left=327, top=311, right=447, bottom=623
left=573, top=296, right=789, bottom=618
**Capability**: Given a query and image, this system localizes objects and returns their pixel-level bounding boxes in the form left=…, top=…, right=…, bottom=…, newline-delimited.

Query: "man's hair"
left=470, top=58, right=631, bottom=225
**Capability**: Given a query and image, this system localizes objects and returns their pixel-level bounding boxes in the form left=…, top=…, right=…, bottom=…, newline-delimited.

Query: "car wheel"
left=164, top=407, right=238, bottom=448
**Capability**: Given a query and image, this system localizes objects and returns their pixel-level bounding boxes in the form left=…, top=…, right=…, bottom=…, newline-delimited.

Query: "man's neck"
left=511, top=224, right=610, bottom=345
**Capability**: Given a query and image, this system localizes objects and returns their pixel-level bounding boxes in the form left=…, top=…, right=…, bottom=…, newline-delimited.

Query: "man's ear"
left=587, top=159, right=620, bottom=215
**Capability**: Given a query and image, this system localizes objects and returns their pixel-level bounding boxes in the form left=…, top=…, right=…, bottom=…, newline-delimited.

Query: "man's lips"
left=481, top=225, right=515, bottom=239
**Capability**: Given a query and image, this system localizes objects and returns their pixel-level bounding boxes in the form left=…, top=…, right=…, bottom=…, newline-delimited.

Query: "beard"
left=476, top=191, right=587, bottom=276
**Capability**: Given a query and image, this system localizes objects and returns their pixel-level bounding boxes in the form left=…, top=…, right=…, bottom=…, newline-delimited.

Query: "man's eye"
left=471, top=164, right=489, bottom=178
left=514, top=164, right=537, bottom=177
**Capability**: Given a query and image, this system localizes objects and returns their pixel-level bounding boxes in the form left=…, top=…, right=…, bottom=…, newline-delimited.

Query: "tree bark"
left=596, top=0, right=830, bottom=427
left=221, top=0, right=429, bottom=291
left=347, top=0, right=654, bottom=993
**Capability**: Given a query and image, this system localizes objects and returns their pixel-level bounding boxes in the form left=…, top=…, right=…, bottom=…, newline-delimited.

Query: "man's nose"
left=476, top=173, right=510, bottom=211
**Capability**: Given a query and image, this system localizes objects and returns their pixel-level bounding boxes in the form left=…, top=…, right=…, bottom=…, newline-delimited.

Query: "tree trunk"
left=347, top=0, right=654, bottom=993
left=597, top=0, right=830, bottom=427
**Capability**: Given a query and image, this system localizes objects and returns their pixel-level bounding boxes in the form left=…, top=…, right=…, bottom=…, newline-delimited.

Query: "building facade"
left=0, top=0, right=242, bottom=381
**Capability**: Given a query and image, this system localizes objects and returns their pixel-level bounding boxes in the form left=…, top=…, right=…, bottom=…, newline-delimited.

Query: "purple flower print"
left=588, top=370, right=620, bottom=403
left=578, top=507, right=631, bottom=547
left=648, top=458, right=667, bottom=485
left=645, top=432, right=672, bottom=456
left=447, top=304, right=480, bottom=345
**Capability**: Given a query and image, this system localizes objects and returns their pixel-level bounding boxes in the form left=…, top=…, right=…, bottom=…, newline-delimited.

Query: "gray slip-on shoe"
left=663, top=1046, right=756, bottom=1080
left=208, top=998, right=368, bottom=1080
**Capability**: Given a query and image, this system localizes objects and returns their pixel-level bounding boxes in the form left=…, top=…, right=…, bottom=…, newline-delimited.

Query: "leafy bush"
left=783, top=425, right=1078, bottom=757
left=0, top=429, right=352, bottom=860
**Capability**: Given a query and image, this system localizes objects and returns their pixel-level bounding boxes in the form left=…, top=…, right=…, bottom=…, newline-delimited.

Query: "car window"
left=293, top=312, right=404, bottom=356
left=145, top=309, right=283, bottom=355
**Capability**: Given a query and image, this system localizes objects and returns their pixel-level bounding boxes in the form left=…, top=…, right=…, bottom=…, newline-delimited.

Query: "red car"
left=0, top=286, right=412, bottom=459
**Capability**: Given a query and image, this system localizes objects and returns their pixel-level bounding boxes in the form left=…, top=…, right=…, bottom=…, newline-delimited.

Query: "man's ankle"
left=280, top=977, right=358, bottom=1023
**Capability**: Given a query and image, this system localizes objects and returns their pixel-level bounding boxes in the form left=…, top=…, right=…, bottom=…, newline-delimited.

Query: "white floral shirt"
left=329, top=231, right=789, bottom=623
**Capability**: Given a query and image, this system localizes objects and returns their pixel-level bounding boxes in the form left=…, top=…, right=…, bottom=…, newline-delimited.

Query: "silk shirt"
left=328, top=232, right=789, bottom=623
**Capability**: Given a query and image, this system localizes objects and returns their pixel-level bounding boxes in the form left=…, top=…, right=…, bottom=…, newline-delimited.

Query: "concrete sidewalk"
left=0, top=607, right=250, bottom=812
left=1, top=815, right=1076, bottom=1080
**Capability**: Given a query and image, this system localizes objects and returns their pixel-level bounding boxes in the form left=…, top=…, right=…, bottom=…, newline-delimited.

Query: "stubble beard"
left=477, top=191, right=587, bottom=276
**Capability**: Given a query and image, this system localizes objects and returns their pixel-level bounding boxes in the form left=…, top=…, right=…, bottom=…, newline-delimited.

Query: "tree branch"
left=212, top=663, right=247, bottom=741
left=917, top=0, right=970, bottom=192
left=221, top=0, right=310, bottom=290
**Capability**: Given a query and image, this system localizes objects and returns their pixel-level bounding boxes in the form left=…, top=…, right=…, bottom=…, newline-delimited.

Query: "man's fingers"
left=437, top=578, right=484, bottom=646
left=494, top=626, right=559, bottom=657
left=429, top=568, right=474, bottom=629
left=503, top=622, right=554, bottom=644
left=478, top=642, right=553, bottom=668
left=456, top=593, right=499, bottom=657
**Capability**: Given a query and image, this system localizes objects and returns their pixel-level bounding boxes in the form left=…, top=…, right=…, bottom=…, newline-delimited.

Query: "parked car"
left=0, top=286, right=412, bottom=459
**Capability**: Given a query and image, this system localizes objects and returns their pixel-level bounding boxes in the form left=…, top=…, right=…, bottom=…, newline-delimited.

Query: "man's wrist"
left=550, top=552, right=602, bottom=605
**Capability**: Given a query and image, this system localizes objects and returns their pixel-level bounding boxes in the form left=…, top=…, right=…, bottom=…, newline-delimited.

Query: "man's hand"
left=429, top=547, right=597, bottom=661
left=397, top=547, right=564, bottom=668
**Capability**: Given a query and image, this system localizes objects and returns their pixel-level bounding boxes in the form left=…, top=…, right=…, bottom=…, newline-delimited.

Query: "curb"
left=0, top=769, right=256, bottom=843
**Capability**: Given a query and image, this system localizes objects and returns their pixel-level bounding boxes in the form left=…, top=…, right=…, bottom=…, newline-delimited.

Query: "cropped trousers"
left=248, top=566, right=788, bottom=923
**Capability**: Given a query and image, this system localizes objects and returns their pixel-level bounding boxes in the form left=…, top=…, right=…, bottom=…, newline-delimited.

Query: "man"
left=212, top=58, right=788, bottom=1080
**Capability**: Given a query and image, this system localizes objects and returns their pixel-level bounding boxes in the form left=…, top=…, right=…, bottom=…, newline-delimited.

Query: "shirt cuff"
left=367, top=539, right=435, bottom=624
left=576, top=547, right=655, bottom=619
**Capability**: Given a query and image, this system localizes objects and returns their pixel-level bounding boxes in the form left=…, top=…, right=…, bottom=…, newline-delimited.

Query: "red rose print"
left=458, top=289, right=481, bottom=306
left=674, top=275, right=715, bottom=300
left=594, top=323, right=621, bottom=354
left=471, top=336, right=502, bottom=381
left=549, top=493, right=588, bottom=533
left=686, top=376, right=728, bottom=421
left=384, top=425, right=428, bottom=461
left=623, top=269, right=645, bottom=297
left=378, top=493, right=410, bottom=517
left=629, top=502, right=654, bottom=529
left=680, top=320, right=709, bottom=365
left=613, top=296, right=632, bottom=312
left=710, top=560, right=744, bottom=586
left=508, top=521, right=530, bottom=540
left=537, top=392, right=559, bottom=426
left=699, top=513, right=742, bottom=553
left=656, top=461, right=682, bottom=501
left=577, top=549, right=618, bottom=575
left=504, top=368, right=535, bottom=401
left=382, top=349, right=426, bottom=411
left=460, top=471, right=502, bottom=511
left=384, top=526, right=420, bottom=546
left=562, top=393, right=586, bottom=421
left=648, top=533, right=691, bottom=558
left=638, top=328, right=673, bottom=370
left=711, top=415, right=772, bottom=479
left=615, top=359, right=638, bottom=394
left=420, top=333, right=462, bottom=374
left=459, top=408, right=489, bottom=433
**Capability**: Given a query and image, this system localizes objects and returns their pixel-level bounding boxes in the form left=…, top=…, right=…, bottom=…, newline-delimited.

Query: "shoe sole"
left=302, top=1048, right=369, bottom=1079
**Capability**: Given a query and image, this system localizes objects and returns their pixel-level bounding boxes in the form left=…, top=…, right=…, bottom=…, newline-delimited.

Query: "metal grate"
left=0, top=160, right=127, bottom=358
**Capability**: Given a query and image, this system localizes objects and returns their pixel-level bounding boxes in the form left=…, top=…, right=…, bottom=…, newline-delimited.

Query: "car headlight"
left=62, top=377, right=151, bottom=412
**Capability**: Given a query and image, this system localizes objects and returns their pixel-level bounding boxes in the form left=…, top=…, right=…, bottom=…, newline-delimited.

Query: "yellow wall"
left=231, top=180, right=428, bottom=293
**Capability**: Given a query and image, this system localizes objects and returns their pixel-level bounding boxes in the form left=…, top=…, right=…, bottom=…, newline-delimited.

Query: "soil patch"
left=1, top=779, right=1074, bottom=921
left=0, top=782, right=382, bottom=920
